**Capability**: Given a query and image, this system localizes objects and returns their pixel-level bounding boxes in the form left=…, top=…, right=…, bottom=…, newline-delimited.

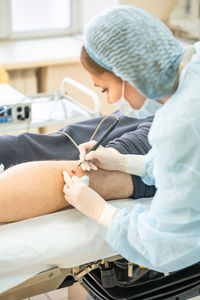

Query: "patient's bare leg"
left=0, top=160, right=133, bottom=222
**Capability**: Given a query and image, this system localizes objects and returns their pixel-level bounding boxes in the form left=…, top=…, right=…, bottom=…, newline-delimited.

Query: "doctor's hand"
left=62, top=171, right=119, bottom=226
left=78, top=141, right=124, bottom=172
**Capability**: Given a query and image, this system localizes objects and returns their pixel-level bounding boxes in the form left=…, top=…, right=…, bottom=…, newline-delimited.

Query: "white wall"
left=0, top=0, right=10, bottom=39
left=123, top=0, right=178, bottom=22
left=79, top=0, right=121, bottom=32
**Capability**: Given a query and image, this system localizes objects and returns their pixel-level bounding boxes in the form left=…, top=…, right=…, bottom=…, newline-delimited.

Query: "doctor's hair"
left=81, top=46, right=112, bottom=75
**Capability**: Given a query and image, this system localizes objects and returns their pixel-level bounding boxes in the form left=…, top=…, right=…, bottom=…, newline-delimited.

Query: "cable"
left=56, top=131, right=80, bottom=150
left=55, top=114, right=119, bottom=154
left=89, top=114, right=118, bottom=141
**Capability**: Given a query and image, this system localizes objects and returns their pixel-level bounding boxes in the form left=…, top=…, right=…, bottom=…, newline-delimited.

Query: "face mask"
left=114, top=81, right=162, bottom=119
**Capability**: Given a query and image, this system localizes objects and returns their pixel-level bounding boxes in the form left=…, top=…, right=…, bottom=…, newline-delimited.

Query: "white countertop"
left=0, top=36, right=83, bottom=70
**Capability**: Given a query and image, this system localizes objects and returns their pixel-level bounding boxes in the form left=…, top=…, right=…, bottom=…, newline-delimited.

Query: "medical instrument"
left=76, top=116, right=119, bottom=170
left=0, top=84, right=32, bottom=124
left=0, top=78, right=101, bottom=132
left=89, top=117, right=118, bottom=152
left=56, top=114, right=119, bottom=174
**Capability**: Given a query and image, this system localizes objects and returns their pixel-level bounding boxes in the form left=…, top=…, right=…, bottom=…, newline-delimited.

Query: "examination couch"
left=1, top=198, right=200, bottom=300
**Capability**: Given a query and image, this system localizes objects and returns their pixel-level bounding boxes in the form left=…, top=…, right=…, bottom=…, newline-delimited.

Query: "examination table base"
left=2, top=259, right=200, bottom=300
left=1, top=258, right=200, bottom=300
left=82, top=263, right=200, bottom=300
left=82, top=261, right=200, bottom=300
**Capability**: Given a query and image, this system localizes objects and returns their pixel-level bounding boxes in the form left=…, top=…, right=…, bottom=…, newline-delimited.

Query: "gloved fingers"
left=0, top=164, right=4, bottom=174
left=79, top=140, right=97, bottom=152
left=80, top=163, right=86, bottom=171
left=62, top=171, right=73, bottom=188
left=71, top=175, right=80, bottom=184
left=63, top=184, right=69, bottom=197
left=85, top=161, right=92, bottom=171
left=85, top=150, right=96, bottom=161
left=80, top=161, right=98, bottom=171
left=79, top=140, right=97, bottom=162
left=81, top=161, right=90, bottom=171
left=85, top=146, right=104, bottom=161
left=80, top=175, right=90, bottom=186
left=79, top=148, right=86, bottom=163
left=89, top=162, right=98, bottom=171
left=80, top=161, right=92, bottom=171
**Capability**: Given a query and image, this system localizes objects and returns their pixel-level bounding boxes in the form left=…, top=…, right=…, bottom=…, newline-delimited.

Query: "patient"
left=0, top=111, right=155, bottom=222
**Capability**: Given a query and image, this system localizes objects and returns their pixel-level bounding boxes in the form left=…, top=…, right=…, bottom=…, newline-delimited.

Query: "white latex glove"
left=120, top=154, right=146, bottom=177
left=79, top=141, right=146, bottom=176
left=78, top=140, right=123, bottom=171
left=0, top=164, right=4, bottom=174
left=62, top=171, right=119, bottom=227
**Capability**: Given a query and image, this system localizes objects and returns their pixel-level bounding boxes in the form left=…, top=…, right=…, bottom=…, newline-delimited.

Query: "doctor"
left=63, top=5, right=200, bottom=273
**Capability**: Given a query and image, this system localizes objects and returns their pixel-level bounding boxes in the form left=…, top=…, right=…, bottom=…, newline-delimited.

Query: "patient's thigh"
left=0, top=160, right=133, bottom=222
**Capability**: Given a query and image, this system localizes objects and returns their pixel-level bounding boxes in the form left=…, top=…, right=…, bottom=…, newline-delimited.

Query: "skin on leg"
left=0, top=160, right=133, bottom=222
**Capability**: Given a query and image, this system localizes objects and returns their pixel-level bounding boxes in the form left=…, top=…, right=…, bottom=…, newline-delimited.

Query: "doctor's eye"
left=101, top=88, right=108, bottom=93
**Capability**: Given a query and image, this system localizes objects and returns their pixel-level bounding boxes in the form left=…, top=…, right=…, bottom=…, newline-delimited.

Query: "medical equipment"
left=55, top=113, right=119, bottom=176
left=0, top=84, right=32, bottom=124
left=89, top=116, right=119, bottom=151
left=0, top=78, right=101, bottom=132
left=1, top=198, right=200, bottom=300
left=76, top=115, right=119, bottom=170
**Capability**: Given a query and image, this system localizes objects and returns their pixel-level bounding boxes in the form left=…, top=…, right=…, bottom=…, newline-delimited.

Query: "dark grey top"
left=0, top=111, right=156, bottom=198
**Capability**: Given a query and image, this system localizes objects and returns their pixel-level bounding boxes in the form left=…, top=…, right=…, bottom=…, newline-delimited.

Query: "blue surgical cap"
left=84, top=5, right=185, bottom=99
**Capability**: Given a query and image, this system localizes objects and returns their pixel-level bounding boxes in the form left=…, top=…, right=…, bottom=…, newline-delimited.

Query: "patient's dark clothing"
left=0, top=111, right=156, bottom=199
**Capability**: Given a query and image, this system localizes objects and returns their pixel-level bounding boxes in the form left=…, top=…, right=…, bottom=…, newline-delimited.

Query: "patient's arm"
left=0, top=160, right=133, bottom=222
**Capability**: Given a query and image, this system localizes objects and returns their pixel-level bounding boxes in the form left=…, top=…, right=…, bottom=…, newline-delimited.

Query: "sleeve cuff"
left=98, top=204, right=120, bottom=227
left=120, top=155, right=146, bottom=177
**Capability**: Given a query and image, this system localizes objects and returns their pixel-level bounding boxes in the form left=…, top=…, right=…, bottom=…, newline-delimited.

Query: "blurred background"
left=0, top=1, right=199, bottom=298
left=0, top=0, right=199, bottom=118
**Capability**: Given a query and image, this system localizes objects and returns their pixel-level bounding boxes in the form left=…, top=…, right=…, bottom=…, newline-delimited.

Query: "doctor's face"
left=88, top=71, right=146, bottom=109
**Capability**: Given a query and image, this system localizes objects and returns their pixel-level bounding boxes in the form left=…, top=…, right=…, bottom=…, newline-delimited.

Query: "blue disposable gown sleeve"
left=106, top=61, right=200, bottom=273
left=141, top=149, right=155, bottom=186
left=106, top=119, right=156, bottom=199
